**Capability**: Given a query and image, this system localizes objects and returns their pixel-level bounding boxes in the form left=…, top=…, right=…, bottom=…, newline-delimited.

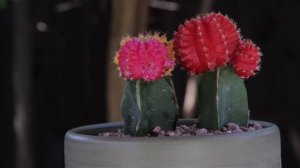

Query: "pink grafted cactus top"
left=115, top=35, right=175, bottom=81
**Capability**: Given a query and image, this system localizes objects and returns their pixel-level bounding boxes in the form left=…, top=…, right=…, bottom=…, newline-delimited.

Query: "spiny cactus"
left=115, top=35, right=175, bottom=81
left=115, top=34, right=179, bottom=136
left=174, top=13, right=262, bottom=130
left=232, top=39, right=262, bottom=79
left=173, top=13, right=240, bottom=75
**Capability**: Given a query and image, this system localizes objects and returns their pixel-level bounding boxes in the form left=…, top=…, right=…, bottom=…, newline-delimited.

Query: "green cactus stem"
left=121, top=77, right=179, bottom=136
left=197, top=66, right=249, bottom=130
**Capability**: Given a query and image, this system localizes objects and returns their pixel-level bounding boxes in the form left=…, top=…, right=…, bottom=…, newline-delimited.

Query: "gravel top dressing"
left=98, top=122, right=264, bottom=137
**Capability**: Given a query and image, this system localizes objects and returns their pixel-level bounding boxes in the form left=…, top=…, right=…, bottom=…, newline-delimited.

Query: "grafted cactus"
left=115, top=34, right=179, bottom=136
left=174, top=13, right=261, bottom=130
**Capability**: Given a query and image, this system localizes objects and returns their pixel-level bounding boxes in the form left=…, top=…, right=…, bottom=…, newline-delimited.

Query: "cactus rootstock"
left=121, top=78, right=179, bottom=136
left=197, top=66, right=249, bottom=130
left=174, top=13, right=240, bottom=74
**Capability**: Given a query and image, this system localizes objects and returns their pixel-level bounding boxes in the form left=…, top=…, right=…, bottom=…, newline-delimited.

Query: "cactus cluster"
left=115, top=13, right=261, bottom=136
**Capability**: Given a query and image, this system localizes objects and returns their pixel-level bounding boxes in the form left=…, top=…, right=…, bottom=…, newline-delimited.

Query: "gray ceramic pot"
left=65, top=119, right=281, bottom=168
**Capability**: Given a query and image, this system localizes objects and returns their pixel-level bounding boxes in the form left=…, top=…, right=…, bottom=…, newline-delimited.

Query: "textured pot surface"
left=65, top=119, right=281, bottom=168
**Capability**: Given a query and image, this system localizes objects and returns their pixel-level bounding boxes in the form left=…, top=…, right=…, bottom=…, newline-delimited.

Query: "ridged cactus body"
left=121, top=78, right=178, bottom=136
left=197, top=66, right=249, bottom=130
left=115, top=34, right=178, bottom=136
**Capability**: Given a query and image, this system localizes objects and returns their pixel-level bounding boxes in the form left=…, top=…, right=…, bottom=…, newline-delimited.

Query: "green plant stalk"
left=197, top=66, right=249, bottom=130
left=121, top=77, right=179, bottom=136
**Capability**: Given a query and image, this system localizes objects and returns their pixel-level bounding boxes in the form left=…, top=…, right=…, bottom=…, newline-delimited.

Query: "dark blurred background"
left=1, top=0, right=300, bottom=167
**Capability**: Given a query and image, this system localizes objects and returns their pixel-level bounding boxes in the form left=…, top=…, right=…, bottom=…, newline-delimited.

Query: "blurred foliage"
left=0, top=0, right=6, bottom=9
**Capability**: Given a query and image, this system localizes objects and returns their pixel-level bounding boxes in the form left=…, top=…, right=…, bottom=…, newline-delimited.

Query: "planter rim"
left=65, top=119, right=279, bottom=142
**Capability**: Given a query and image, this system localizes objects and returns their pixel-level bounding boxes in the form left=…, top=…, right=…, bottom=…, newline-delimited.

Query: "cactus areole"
left=115, top=34, right=179, bottom=136
left=174, top=13, right=261, bottom=130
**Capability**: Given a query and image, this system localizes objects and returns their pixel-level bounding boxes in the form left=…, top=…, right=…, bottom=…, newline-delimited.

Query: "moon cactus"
left=174, top=13, right=262, bottom=130
left=115, top=34, right=179, bottom=136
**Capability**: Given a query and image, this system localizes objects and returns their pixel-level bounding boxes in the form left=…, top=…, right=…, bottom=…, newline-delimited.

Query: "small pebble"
left=180, top=125, right=192, bottom=133
left=240, top=126, right=248, bottom=131
left=247, top=127, right=255, bottom=131
left=190, top=124, right=197, bottom=129
left=226, top=123, right=239, bottom=131
left=152, top=126, right=161, bottom=133
left=226, top=130, right=232, bottom=134
left=175, top=130, right=182, bottom=136
left=214, top=130, right=223, bottom=134
left=232, top=128, right=242, bottom=133
left=159, top=130, right=165, bottom=136
left=252, top=122, right=263, bottom=130
left=166, top=131, right=175, bottom=137
left=221, top=127, right=228, bottom=132
left=175, top=126, right=185, bottom=134
left=151, top=126, right=161, bottom=136
left=195, top=128, right=208, bottom=135
left=103, top=132, right=111, bottom=137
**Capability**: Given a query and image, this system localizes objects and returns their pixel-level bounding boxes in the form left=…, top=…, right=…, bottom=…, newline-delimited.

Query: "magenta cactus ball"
left=115, top=35, right=175, bottom=81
